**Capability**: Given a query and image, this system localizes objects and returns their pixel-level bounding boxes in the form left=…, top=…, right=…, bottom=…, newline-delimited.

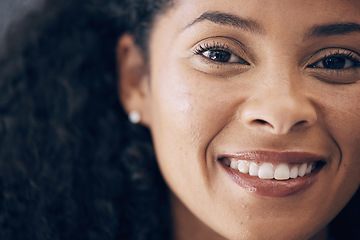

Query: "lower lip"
left=219, top=162, right=321, bottom=198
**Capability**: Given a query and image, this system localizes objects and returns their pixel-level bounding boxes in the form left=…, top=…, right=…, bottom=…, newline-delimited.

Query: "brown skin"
left=119, top=0, right=360, bottom=239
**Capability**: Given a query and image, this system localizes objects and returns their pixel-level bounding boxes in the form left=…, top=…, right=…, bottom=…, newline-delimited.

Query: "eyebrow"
left=185, top=12, right=360, bottom=40
left=185, top=11, right=264, bottom=34
left=306, top=23, right=360, bottom=39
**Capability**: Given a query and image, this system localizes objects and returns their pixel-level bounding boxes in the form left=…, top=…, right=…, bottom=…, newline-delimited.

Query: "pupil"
left=323, top=57, right=346, bottom=69
left=209, top=50, right=231, bottom=62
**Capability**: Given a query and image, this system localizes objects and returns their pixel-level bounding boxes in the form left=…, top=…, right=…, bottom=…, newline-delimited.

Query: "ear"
left=117, top=34, right=151, bottom=126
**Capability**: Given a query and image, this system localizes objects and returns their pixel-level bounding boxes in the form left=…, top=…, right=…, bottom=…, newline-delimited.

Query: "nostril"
left=290, top=120, right=309, bottom=131
left=255, top=119, right=268, bottom=125
left=251, top=119, right=276, bottom=130
left=294, top=120, right=307, bottom=127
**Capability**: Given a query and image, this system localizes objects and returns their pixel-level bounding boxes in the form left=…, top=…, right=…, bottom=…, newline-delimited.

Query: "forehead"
left=157, top=0, right=360, bottom=33
left=170, top=0, right=360, bottom=15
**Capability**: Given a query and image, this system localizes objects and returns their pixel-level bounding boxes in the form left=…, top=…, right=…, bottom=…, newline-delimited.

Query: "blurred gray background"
left=0, top=0, right=42, bottom=52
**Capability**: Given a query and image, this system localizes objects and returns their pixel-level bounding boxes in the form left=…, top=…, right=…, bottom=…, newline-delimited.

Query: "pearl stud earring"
left=128, top=110, right=141, bottom=124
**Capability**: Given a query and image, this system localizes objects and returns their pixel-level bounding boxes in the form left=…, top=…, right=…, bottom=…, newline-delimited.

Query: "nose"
left=239, top=87, right=317, bottom=135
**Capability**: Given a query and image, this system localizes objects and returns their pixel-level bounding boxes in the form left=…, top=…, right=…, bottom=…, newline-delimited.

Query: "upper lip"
left=218, top=150, right=327, bottom=164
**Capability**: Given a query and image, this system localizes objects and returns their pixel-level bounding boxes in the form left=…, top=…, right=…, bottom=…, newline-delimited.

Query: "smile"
left=226, top=159, right=318, bottom=180
left=217, top=151, right=327, bottom=197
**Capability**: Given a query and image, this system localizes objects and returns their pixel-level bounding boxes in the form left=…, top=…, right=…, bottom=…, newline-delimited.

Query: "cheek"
left=318, top=89, right=360, bottom=203
left=148, top=60, right=240, bottom=193
left=322, top=90, right=360, bottom=169
left=150, top=57, right=235, bottom=144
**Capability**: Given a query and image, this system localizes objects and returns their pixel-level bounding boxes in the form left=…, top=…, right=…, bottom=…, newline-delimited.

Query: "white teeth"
left=238, top=160, right=249, bottom=174
left=290, top=166, right=298, bottom=179
left=230, top=160, right=238, bottom=169
left=228, top=159, right=317, bottom=181
left=274, top=163, right=290, bottom=180
left=298, top=163, right=307, bottom=177
left=249, top=162, right=259, bottom=176
left=258, top=163, right=274, bottom=179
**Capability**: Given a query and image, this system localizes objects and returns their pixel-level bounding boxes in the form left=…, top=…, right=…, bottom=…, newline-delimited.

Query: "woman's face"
left=136, top=0, right=360, bottom=239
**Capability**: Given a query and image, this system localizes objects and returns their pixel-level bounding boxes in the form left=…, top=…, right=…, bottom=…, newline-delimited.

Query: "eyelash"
left=340, top=52, right=360, bottom=66
left=192, top=42, right=231, bottom=55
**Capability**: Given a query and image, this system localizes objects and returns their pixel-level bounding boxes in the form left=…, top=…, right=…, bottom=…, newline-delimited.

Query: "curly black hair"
left=0, top=0, right=173, bottom=239
left=0, top=0, right=358, bottom=239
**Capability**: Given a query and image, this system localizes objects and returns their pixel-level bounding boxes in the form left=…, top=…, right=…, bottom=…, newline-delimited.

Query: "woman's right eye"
left=189, top=41, right=252, bottom=77
left=193, top=42, right=250, bottom=65
left=201, top=49, right=249, bottom=64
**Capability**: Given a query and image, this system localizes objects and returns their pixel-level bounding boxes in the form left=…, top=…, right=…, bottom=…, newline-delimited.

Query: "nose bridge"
left=239, top=72, right=317, bottom=135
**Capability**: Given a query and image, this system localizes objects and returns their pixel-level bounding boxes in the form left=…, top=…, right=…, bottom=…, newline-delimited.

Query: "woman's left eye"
left=308, top=54, right=360, bottom=70
left=306, top=50, right=360, bottom=84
